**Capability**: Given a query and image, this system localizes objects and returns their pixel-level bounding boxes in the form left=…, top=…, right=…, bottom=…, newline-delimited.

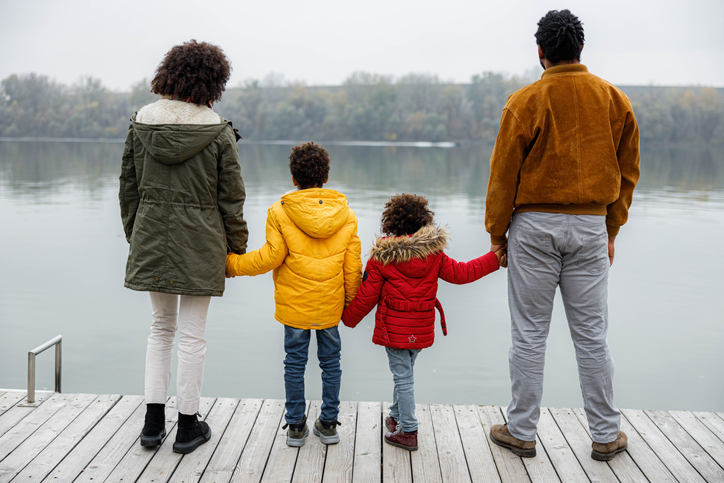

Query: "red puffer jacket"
left=342, top=225, right=499, bottom=349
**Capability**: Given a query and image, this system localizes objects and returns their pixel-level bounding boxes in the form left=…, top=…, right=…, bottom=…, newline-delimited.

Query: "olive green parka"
left=119, top=113, right=248, bottom=296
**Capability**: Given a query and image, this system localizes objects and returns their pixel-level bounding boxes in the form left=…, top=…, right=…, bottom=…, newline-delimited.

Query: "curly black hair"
left=289, top=142, right=331, bottom=189
left=535, top=10, right=585, bottom=64
left=150, top=40, right=231, bottom=105
left=381, top=194, right=435, bottom=236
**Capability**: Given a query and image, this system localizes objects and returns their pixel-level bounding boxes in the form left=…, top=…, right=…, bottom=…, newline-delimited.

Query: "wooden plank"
left=453, top=405, right=501, bottom=483
left=693, top=411, right=724, bottom=442
left=381, top=401, right=412, bottom=482
left=292, top=401, right=325, bottom=483
left=429, top=403, right=470, bottom=483
left=548, top=407, right=621, bottom=483
left=569, top=407, right=650, bottom=483
left=622, top=408, right=705, bottom=483
left=0, top=393, right=97, bottom=483
left=669, top=410, right=724, bottom=470
left=645, top=409, right=724, bottom=482
left=411, top=404, right=442, bottom=483
left=74, top=397, right=177, bottom=483
left=0, top=392, right=26, bottom=418
left=169, top=398, right=240, bottom=483
left=125, top=397, right=215, bottom=483
left=45, top=395, right=144, bottom=482
left=199, top=398, right=263, bottom=483
left=260, top=400, right=309, bottom=483
left=534, top=407, right=587, bottom=483
left=430, top=404, right=470, bottom=482
left=351, top=401, right=381, bottom=483
left=500, top=405, right=560, bottom=483
left=229, top=398, right=285, bottom=483
left=322, top=400, right=356, bottom=483
left=9, top=394, right=121, bottom=482
left=476, top=406, right=530, bottom=483
left=0, top=392, right=36, bottom=439
left=0, top=393, right=70, bottom=462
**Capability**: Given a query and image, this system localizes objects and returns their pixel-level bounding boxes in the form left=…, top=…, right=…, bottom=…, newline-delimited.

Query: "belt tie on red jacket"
left=378, top=298, right=448, bottom=340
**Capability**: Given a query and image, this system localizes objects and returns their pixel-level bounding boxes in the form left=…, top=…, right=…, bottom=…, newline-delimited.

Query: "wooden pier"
left=0, top=390, right=723, bottom=482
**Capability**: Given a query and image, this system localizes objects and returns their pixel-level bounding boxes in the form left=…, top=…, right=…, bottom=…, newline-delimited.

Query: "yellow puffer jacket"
left=226, top=188, right=363, bottom=330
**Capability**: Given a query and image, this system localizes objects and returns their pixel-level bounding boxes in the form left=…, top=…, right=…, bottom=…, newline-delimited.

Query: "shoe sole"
left=140, top=428, right=166, bottom=447
left=384, top=435, right=418, bottom=451
left=313, top=427, right=340, bottom=444
left=490, top=432, right=536, bottom=458
left=592, top=444, right=627, bottom=461
left=173, top=427, right=212, bottom=454
left=286, top=429, right=309, bottom=447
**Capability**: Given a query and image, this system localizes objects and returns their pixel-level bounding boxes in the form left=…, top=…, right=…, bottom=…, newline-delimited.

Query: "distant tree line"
left=1, top=72, right=723, bottom=143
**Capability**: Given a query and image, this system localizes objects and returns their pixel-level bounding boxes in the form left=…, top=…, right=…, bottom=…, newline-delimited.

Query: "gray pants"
left=506, top=212, right=620, bottom=444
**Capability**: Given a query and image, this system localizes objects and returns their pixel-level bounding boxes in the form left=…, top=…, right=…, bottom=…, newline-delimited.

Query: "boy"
left=227, top=142, right=362, bottom=446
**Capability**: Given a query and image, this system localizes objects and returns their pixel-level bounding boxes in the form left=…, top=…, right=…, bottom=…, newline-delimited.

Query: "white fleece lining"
left=136, top=99, right=221, bottom=125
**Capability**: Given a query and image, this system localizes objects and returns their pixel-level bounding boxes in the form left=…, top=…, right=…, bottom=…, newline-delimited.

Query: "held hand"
left=608, top=237, right=615, bottom=267
left=492, top=244, right=508, bottom=268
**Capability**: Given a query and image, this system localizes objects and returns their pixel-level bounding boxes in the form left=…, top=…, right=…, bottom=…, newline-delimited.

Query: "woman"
left=119, top=40, right=247, bottom=454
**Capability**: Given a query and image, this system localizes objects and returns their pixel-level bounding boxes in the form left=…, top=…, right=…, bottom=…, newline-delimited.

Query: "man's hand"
left=608, top=236, right=615, bottom=266
left=491, top=243, right=508, bottom=268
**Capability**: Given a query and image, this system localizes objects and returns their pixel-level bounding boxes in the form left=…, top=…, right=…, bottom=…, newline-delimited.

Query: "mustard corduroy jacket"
left=485, top=64, right=640, bottom=244
left=226, top=188, right=362, bottom=330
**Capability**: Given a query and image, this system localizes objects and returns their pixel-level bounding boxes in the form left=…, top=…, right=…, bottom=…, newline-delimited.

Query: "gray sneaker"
left=283, top=416, right=308, bottom=447
left=313, top=418, right=340, bottom=444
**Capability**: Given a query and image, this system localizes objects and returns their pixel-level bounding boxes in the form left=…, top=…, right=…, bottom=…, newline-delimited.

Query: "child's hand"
left=494, top=244, right=508, bottom=268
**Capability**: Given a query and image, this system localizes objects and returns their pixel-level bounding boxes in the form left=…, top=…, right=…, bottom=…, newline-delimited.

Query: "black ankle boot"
left=173, top=412, right=212, bottom=454
left=140, top=403, right=166, bottom=447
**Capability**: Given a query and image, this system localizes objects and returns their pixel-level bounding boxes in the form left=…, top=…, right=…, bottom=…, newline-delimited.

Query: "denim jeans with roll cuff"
left=283, top=325, right=342, bottom=425
left=386, top=347, right=420, bottom=433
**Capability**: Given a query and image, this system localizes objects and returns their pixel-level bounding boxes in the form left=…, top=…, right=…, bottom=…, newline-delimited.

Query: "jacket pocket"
left=576, top=233, right=608, bottom=275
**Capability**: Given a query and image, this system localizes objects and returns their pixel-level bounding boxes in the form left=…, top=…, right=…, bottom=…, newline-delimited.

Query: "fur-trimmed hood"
left=369, top=224, right=449, bottom=265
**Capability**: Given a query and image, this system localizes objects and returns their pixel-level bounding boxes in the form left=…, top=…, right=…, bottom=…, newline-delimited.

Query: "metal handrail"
left=27, top=335, right=62, bottom=404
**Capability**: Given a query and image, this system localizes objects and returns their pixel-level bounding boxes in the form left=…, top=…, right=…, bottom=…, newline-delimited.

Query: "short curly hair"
left=289, top=142, right=330, bottom=189
left=535, top=10, right=585, bottom=64
left=150, top=40, right=231, bottom=105
left=381, top=194, right=435, bottom=236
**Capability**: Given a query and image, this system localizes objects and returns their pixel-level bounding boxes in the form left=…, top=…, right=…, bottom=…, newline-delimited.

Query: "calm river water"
left=1, top=140, right=723, bottom=412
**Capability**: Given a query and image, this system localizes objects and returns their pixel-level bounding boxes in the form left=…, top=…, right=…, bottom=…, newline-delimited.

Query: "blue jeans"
left=386, top=347, right=420, bottom=433
left=284, top=325, right=342, bottom=425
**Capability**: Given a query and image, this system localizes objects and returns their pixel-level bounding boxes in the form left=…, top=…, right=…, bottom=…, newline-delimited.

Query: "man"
left=485, top=10, right=640, bottom=461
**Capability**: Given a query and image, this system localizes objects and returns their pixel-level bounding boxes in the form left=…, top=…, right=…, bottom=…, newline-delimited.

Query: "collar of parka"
left=368, top=224, right=450, bottom=265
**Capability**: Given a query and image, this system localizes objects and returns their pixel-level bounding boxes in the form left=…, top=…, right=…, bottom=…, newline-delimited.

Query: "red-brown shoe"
left=592, top=431, right=628, bottom=461
left=384, top=429, right=418, bottom=451
left=490, top=424, right=536, bottom=457
left=385, top=416, right=398, bottom=433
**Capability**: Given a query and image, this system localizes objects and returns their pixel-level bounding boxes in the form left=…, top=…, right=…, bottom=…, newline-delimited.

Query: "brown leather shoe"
left=384, top=429, right=418, bottom=451
left=592, top=431, right=627, bottom=461
left=385, top=416, right=398, bottom=433
left=490, top=424, right=536, bottom=457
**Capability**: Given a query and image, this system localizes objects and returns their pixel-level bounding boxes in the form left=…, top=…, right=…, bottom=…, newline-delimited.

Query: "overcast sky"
left=1, top=0, right=723, bottom=91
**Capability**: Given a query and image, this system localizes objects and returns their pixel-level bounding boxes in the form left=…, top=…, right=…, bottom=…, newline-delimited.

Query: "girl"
left=342, top=193, right=505, bottom=450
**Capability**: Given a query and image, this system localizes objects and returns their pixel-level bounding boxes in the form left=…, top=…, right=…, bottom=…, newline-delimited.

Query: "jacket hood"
left=131, top=121, right=230, bottom=165
left=369, top=224, right=449, bottom=265
left=281, top=188, right=351, bottom=239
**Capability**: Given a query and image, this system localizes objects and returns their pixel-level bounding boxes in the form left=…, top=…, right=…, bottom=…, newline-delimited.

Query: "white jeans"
left=145, top=292, right=211, bottom=415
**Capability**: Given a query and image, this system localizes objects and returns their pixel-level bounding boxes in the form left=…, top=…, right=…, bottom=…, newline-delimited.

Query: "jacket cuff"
left=606, top=224, right=620, bottom=238
left=490, top=234, right=508, bottom=245
left=484, top=251, right=500, bottom=271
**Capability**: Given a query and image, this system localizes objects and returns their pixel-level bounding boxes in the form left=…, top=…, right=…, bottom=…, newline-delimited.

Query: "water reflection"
left=1, top=140, right=723, bottom=412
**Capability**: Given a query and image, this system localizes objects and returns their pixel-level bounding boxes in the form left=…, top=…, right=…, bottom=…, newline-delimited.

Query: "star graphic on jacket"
left=408, top=335, right=417, bottom=343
